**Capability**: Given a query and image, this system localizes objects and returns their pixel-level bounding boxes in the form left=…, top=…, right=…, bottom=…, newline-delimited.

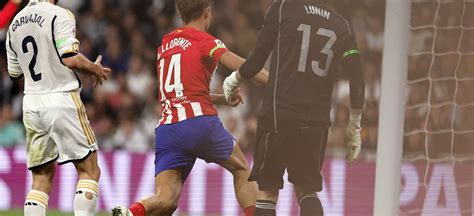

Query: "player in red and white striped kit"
left=156, top=29, right=228, bottom=125
left=112, top=0, right=268, bottom=215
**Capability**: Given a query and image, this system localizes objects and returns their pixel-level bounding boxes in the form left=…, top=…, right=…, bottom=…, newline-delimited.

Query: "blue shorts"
left=154, top=115, right=234, bottom=180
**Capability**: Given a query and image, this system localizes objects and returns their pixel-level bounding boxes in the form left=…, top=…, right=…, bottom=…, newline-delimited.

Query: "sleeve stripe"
left=209, top=44, right=227, bottom=57
left=343, top=49, right=360, bottom=58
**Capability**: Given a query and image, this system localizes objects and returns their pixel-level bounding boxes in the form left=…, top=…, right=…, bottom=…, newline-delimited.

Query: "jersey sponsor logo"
left=12, top=13, right=46, bottom=32
left=304, top=5, right=331, bottom=20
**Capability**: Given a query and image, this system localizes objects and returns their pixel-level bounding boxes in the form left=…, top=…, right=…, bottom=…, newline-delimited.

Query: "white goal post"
left=373, top=0, right=412, bottom=215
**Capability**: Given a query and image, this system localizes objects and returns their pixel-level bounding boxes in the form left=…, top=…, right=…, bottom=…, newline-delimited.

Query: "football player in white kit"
left=6, top=0, right=110, bottom=215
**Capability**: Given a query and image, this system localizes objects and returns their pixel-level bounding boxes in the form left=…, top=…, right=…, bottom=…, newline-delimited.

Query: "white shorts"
left=23, top=90, right=98, bottom=169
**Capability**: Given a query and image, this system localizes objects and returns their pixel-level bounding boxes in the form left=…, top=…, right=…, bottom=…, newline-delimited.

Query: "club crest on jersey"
left=304, top=5, right=331, bottom=20
left=214, top=39, right=225, bottom=47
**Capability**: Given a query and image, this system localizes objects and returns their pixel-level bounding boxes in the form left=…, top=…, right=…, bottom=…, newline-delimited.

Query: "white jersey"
left=6, top=1, right=81, bottom=94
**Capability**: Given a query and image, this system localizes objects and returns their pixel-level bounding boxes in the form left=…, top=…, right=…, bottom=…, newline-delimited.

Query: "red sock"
left=129, top=202, right=146, bottom=216
left=244, top=205, right=255, bottom=216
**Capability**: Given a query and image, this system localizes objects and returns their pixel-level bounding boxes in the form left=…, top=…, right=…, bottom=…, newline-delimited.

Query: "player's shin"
left=24, top=190, right=49, bottom=216
left=232, top=168, right=257, bottom=211
left=298, top=193, right=323, bottom=216
left=220, top=143, right=257, bottom=214
left=74, top=179, right=99, bottom=216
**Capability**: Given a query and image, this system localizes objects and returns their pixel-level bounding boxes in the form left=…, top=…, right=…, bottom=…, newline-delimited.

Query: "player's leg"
left=23, top=107, right=59, bottom=216
left=255, top=190, right=279, bottom=216
left=287, top=123, right=328, bottom=216
left=47, top=91, right=101, bottom=216
left=72, top=152, right=101, bottom=216
left=115, top=161, right=192, bottom=216
left=248, top=129, right=287, bottom=216
left=131, top=168, right=185, bottom=216
left=25, top=162, right=56, bottom=216
left=113, top=122, right=197, bottom=216
left=218, top=142, right=258, bottom=215
left=294, top=187, right=323, bottom=216
left=198, top=116, right=257, bottom=215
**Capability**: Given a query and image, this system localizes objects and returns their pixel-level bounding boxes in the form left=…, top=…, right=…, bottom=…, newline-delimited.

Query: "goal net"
left=402, top=0, right=474, bottom=214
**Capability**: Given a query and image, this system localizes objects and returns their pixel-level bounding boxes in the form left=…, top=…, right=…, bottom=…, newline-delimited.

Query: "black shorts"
left=249, top=121, right=328, bottom=192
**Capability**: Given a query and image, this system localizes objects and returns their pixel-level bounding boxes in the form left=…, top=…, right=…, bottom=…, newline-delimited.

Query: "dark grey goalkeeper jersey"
left=240, top=0, right=364, bottom=132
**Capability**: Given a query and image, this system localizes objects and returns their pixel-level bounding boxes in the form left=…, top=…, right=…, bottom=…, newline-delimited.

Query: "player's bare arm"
left=220, top=51, right=269, bottom=85
left=62, top=54, right=111, bottom=86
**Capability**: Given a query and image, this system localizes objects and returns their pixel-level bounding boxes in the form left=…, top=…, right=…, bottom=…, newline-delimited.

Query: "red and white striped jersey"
left=157, top=27, right=228, bottom=126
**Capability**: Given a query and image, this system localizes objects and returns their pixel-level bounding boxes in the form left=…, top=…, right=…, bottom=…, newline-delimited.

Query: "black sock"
left=254, top=200, right=276, bottom=216
left=299, top=194, right=323, bottom=216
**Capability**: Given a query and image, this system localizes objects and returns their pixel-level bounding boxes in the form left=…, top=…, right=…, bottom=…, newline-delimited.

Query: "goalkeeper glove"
left=344, top=111, right=362, bottom=162
left=223, top=71, right=243, bottom=103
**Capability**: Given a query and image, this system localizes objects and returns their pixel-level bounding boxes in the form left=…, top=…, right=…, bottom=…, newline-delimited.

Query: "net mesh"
left=402, top=0, right=474, bottom=215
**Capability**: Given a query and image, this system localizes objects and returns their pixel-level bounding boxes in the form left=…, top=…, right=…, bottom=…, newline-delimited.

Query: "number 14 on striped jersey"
left=159, top=53, right=184, bottom=98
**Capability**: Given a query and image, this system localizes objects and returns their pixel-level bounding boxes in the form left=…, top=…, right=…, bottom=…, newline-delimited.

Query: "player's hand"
left=223, top=71, right=243, bottom=103
left=227, top=89, right=244, bottom=107
left=344, top=111, right=362, bottom=162
left=92, top=55, right=111, bottom=87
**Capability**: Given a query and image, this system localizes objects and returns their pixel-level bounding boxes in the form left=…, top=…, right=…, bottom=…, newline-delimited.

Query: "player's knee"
left=294, top=186, right=315, bottom=200
left=77, top=165, right=100, bottom=181
left=232, top=162, right=249, bottom=175
left=228, top=156, right=250, bottom=174
left=156, top=199, right=178, bottom=214
left=237, top=157, right=250, bottom=171
left=75, top=157, right=101, bottom=181
left=31, top=164, right=56, bottom=192
left=257, top=190, right=279, bottom=202
left=31, top=163, right=56, bottom=178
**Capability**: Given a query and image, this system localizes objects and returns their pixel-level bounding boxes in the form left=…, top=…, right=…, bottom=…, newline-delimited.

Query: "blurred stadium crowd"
left=0, top=0, right=384, bottom=157
left=3, top=0, right=461, bottom=159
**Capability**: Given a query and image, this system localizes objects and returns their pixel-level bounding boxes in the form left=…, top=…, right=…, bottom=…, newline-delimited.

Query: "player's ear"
left=203, top=6, right=211, bottom=19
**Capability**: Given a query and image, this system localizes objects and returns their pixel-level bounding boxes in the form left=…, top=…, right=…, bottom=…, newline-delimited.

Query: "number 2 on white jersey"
left=159, top=54, right=184, bottom=97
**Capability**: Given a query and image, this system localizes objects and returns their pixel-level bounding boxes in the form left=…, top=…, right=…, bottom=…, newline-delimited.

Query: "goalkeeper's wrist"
left=227, top=71, right=243, bottom=87
left=349, top=109, right=362, bottom=128
left=350, top=108, right=363, bottom=115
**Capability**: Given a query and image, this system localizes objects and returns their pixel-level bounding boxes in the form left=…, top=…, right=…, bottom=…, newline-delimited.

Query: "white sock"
left=74, top=179, right=99, bottom=216
left=24, top=190, right=48, bottom=216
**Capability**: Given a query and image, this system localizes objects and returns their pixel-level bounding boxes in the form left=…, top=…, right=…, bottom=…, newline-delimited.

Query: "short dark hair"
left=176, top=0, right=211, bottom=23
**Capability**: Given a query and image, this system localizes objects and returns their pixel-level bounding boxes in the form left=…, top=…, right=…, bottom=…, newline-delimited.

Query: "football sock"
left=24, top=190, right=48, bottom=216
left=254, top=200, right=276, bottom=216
left=129, top=202, right=146, bottom=216
left=244, top=205, right=256, bottom=216
left=74, top=180, right=99, bottom=216
left=299, top=193, right=323, bottom=216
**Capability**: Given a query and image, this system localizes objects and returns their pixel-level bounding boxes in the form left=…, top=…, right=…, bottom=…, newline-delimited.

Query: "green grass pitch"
left=0, top=210, right=109, bottom=216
